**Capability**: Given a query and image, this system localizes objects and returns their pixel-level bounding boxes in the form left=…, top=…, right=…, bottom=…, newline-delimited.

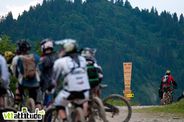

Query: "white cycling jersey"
left=0, top=54, right=10, bottom=89
left=52, top=55, right=90, bottom=91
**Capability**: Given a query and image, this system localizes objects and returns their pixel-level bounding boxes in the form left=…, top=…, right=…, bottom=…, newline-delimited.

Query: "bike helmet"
left=40, top=38, right=54, bottom=53
left=17, top=39, right=31, bottom=52
left=166, top=70, right=171, bottom=75
left=4, top=51, right=14, bottom=61
left=81, top=47, right=96, bottom=61
left=63, top=39, right=78, bottom=53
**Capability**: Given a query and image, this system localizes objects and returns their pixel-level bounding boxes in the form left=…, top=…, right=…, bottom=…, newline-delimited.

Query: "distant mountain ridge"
left=0, top=0, right=184, bottom=104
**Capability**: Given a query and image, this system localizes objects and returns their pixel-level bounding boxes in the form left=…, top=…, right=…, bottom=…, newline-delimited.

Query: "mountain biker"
left=0, top=54, right=10, bottom=108
left=14, top=39, right=40, bottom=107
left=39, top=38, right=58, bottom=107
left=159, top=70, right=177, bottom=99
left=51, top=39, right=90, bottom=121
left=81, top=47, right=103, bottom=97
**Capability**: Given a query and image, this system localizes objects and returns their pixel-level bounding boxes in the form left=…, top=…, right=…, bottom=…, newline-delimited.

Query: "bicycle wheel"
left=103, top=94, right=132, bottom=122
left=44, top=107, right=63, bottom=122
left=26, top=98, right=35, bottom=112
left=71, top=107, right=86, bottom=122
left=88, top=97, right=108, bottom=122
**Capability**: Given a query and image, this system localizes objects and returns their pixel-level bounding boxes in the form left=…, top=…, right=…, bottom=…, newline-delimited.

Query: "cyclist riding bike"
left=14, top=39, right=40, bottom=108
left=81, top=47, right=103, bottom=97
left=159, top=70, right=177, bottom=100
left=51, top=39, right=90, bottom=122
left=0, top=54, right=10, bottom=108
left=39, top=38, right=58, bottom=107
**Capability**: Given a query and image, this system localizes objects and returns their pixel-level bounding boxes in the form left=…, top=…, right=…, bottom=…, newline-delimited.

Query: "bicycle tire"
left=103, top=94, right=132, bottom=122
left=88, top=96, right=108, bottom=122
left=161, top=92, right=172, bottom=105
left=44, top=107, right=63, bottom=122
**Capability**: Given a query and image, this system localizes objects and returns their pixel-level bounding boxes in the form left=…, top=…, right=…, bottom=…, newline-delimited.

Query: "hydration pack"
left=21, top=54, right=36, bottom=79
left=87, top=62, right=100, bottom=88
left=64, top=57, right=90, bottom=91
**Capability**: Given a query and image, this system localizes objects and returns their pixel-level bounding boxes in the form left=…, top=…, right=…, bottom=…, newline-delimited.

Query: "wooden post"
left=123, top=62, right=133, bottom=101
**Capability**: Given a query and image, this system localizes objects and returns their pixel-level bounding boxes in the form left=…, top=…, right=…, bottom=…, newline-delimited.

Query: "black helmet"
left=17, top=39, right=31, bottom=52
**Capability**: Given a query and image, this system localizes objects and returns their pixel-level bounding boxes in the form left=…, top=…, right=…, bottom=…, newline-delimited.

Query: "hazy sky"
left=0, top=0, right=184, bottom=19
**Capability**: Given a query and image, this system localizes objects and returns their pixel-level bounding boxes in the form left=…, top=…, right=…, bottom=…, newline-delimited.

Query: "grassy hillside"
left=135, top=99, right=184, bottom=116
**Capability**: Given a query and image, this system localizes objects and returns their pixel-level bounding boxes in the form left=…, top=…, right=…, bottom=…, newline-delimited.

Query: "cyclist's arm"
left=16, top=57, right=24, bottom=77
left=0, top=56, right=10, bottom=88
left=52, top=59, right=63, bottom=86
left=170, top=76, right=177, bottom=88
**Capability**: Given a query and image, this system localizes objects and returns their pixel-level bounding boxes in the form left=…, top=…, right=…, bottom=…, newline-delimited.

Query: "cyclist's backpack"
left=21, top=54, right=36, bottom=79
left=42, top=53, right=58, bottom=70
left=64, top=57, right=90, bottom=91
left=87, top=62, right=100, bottom=88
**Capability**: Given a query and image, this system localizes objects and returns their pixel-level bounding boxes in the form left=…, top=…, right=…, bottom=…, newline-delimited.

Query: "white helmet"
left=63, top=39, right=77, bottom=53
left=40, top=38, right=54, bottom=52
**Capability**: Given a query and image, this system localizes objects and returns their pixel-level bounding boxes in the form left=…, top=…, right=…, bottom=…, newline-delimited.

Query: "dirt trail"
left=105, top=106, right=184, bottom=122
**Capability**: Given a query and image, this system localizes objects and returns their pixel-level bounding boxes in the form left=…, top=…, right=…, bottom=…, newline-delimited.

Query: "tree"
left=173, top=12, right=178, bottom=23
left=0, top=35, right=16, bottom=55
left=124, top=0, right=132, bottom=9
left=179, top=14, right=184, bottom=24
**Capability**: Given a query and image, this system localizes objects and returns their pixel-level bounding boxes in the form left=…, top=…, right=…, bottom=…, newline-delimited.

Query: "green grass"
left=134, top=99, right=184, bottom=117
left=105, top=99, right=139, bottom=106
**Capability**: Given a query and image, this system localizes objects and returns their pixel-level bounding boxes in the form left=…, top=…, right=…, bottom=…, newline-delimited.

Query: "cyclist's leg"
left=28, top=87, right=41, bottom=110
left=54, top=90, right=70, bottom=120
left=29, top=87, right=38, bottom=102
left=14, top=84, right=23, bottom=107
left=0, top=96, right=5, bottom=108
left=0, top=86, right=6, bottom=108
left=83, top=90, right=90, bottom=117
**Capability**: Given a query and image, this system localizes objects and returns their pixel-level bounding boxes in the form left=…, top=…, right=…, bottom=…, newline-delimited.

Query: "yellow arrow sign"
left=125, top=93, right=134, bottom=98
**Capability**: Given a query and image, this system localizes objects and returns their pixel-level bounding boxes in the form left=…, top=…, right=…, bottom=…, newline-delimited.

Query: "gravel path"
left=104, top=106, right=184, bottom=122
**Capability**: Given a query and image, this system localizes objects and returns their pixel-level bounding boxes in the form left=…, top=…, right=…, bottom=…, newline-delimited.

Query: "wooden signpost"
left=123, top=62, right=134, bottom=100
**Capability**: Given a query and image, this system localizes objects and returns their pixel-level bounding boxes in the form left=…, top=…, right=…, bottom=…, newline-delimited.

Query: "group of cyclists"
left=0, top=38, right=103, bottom=121
left=0, top=37, right=183, bottom=121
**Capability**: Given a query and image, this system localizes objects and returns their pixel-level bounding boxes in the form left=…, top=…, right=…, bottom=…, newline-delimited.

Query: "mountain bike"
left=87, top=95, right=108, bottom=122
left=44, top=99, right=86, bottom=122
left=100, top=84, right=132, bottom=122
